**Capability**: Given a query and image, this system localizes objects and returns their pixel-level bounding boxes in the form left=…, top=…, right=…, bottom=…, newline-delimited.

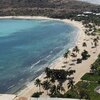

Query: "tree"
left=83, top=42, right=87, bottom=47
left=67, top=79, right=75, bottom=90
left=50, top=85, right=56, bottom=95
left=79, top=90, right=90, bottom=99
left=97, top=36, right=100, bottom=40
left=50, top=76, right=55, bottom=83
left=34, top=79, right=41, bottom=92
left=50, top=84, right=64, bottom=97
left=42, top=80, right=51, bottom=95
left=64, top=50, right=70, bottom=59
left=90, top=64, right=97, bottom=74
left=77, top=58, right=82, bottom=64
left=32, top=92, right=43, bottom=98
left=73, top=46, right=79, bottom=53
left=93, top=38, right=98, bottom=48
left=81, top=50, right=90, bottom=60
left=57, top=84, right=65, bottom=93
left=45, top=67, right=51, bottom=79
left=67, top=70, right=76, bottom=76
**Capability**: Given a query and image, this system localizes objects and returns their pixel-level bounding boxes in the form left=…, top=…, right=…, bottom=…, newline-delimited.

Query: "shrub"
left=81, top=50, right=90, bottom=60
left=77, top=58, right=82, bottom=64
left=83, top=42, right=87, bottom=47
left=32, top=92, right=43, bottom=97
left=63, top=91, right=78, bottom=98
left=98, top=80, right=100, bottom=84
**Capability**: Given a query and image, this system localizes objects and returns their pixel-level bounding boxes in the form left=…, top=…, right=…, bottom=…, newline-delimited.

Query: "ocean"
left=0, top=19, right=78, bottom=93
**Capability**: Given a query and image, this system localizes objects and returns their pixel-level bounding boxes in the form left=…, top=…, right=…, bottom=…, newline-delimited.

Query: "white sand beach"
left=0, top=16, right=99, bottom=98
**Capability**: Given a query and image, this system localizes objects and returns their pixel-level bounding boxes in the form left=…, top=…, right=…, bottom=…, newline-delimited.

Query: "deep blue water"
left=0, top=19, right=78, bottom=93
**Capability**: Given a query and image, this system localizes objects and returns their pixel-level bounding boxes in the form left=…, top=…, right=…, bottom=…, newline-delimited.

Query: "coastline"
left=0, top=16, right=99, bottom=98
left=14, top=16, right=85, bottom=97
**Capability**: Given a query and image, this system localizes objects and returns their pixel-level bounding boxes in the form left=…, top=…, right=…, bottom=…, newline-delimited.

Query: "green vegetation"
left=33, top=26, right=99, bottom=98
left=96, top=29, right=100, bottom=32
left=30, top=2, right=100, bottom=98
left=32, top=92, right=43, bottom=97
left=34, top=68, right=76, bottom=97
left=81, top=50, right=90, bottom=60
left=81, top=73, right=100, bottom=81
left=65, top=55, right=100, bottom=100
left=77, top=81, right=100, bottom=100
left=64, top=81, right=90, bottom=99
left=0, top=0, right=100, bottom=17
left=34, top=79, right=41, bottom=92
left=96, top=29, right=100, bottom=34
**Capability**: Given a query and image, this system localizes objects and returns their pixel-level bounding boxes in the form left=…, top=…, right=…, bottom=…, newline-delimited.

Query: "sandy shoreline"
left=15, top=16, right=85, bottom=97
left=0, top=16, right=99, bottom=98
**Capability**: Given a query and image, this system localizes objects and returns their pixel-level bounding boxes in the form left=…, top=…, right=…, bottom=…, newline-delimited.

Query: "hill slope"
left=0, top=0, right=100, bottom=17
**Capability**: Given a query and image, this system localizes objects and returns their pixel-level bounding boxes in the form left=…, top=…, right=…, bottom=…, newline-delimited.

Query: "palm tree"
left=50, top=85, right=56, bottom=95
left=73, top=46, right=79, bottom=53
left=67, top=79, right=75, bottom=91
left=97, top=36, right=100, bottom=40
left=42, top=80, right=51, bottom=95
left=57, top=84, right=65, bottom=93
left=93, top=38, right=98, bottom=48
left=83, top=42, right=87, bottom=47
left=34, top=79, right=41, bottom=92
left=94, top=40, right=98, bottom=47
left=81, top=50, right=90, bottom=60
left=67, top=70, right=76, bottom=76
left=64, top=50, right=70, bottom=59
left=50, top=85, right=63, bottom=97
left=93, top=37, right=99, bottom=53
left=64, top=50, right=70, bottom=63
left=79, top=90, right=90, bottom=99
left=50, top=76, right=55, bottom=83
left=90, top=64, right=97, bottom=74
left=45, top=67, right=51, bottom=79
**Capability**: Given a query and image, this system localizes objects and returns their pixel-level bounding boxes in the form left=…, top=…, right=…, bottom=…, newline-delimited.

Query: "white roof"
left=96, top=13, right=100, bottom=15
left=83, top=11, right=92, bottom=14
left=77, top=14, right=85, bottom=16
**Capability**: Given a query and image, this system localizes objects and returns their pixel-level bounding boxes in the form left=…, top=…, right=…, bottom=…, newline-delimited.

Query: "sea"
left=0, top=19, right=78, bottom=93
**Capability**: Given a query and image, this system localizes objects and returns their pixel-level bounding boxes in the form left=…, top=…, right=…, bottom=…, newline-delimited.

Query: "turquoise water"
left=0, top=19, right=78, bottom=93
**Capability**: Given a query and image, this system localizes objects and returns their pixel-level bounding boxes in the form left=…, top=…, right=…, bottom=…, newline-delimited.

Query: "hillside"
left=0, top=0, right=100, bottom=17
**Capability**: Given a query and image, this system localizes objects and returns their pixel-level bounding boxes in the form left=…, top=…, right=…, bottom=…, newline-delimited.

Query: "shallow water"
left=0, top=19, right=78, bottom=93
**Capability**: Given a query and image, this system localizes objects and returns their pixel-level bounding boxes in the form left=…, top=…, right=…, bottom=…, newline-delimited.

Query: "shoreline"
left=0, top=16, right=99, bottom=98
left=0, top=16, right=79, bottom=94
left=12, top=16, right=85, bottom=97
left=1, top=16, right=86, bottom=96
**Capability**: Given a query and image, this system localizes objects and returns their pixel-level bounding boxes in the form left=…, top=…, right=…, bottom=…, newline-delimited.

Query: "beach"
left=0, top=16, right=99, bottom=98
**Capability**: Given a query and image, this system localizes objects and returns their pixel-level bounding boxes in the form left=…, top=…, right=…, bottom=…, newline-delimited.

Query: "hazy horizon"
left=80, top=0, right=100, bottom=5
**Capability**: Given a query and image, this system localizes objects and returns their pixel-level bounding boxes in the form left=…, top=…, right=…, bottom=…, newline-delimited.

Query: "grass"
left=81, top=73, right=100, bottom=81
left=63, top=90, right=79, bottom=98
left=96, top=29, right=100, bottom=34
left=64, top=81, right=100, bottom=100
left=77, top=81, right=100, bottom=100
left=51, top=54, right=100, bottom=99
left=64, top=72, right=100, bottom=99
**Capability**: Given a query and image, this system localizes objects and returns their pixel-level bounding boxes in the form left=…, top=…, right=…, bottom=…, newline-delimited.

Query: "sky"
left=80, top=0, right=100, bottom=5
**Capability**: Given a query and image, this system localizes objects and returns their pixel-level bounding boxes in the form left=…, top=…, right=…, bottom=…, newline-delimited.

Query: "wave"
left=0, top=19, right=79, bottom=94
